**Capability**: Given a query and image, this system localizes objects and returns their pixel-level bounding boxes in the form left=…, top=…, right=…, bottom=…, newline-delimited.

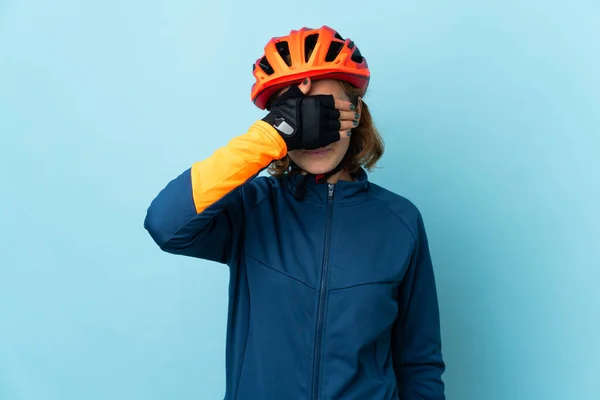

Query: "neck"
left=327, top=169, right=353, bottom=184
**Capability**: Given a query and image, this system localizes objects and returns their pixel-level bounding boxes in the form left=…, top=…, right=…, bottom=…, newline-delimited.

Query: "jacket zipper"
left=311, top=183, right=335, bottom=400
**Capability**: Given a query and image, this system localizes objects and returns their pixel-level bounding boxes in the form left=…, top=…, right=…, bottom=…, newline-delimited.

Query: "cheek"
left=287, top=150, right=305, bottom=166
left=333, top=135, right=351, bottom=152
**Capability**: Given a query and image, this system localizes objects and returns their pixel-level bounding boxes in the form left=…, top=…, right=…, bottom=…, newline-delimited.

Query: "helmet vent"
left=350, top=47, right=364, bottom=64
left=275, top=41, right=292, bottom=66
left=259, top=56, right=275, bottom=75
left=325, top=41, right=345, bottom=62
left=334, top=32, right=344, bottom=40
left=304, top=34, right=319, bottom=62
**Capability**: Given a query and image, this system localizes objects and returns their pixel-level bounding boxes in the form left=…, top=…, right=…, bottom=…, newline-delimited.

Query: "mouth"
left=304, top=148, right=331, bottom=155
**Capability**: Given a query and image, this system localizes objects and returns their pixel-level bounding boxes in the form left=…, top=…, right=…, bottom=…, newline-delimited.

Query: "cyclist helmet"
left=251, top=25, right=370, bottom=110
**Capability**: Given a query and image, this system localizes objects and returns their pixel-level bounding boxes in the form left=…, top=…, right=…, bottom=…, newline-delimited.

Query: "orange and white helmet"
left=251, top=25, right=370, bottom=110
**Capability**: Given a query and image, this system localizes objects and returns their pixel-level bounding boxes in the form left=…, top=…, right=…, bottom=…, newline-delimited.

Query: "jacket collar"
left=282, top=168, right=370, bottom=204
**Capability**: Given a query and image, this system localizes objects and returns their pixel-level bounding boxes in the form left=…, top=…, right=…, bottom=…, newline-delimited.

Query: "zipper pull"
left=328, top=183, right=334, bottom=199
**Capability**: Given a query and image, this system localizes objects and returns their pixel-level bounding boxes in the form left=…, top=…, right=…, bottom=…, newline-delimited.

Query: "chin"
left=290, top=148, right=343, bottom=175
left=302, top=163, right=335, bottom=175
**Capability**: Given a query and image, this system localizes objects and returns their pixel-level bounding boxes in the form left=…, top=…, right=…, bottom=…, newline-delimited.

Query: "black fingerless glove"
left=262, top=86, right=341, bottom=151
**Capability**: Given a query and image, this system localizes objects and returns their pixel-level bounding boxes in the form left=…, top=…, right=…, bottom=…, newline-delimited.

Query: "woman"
left=145, top=25, right=445, bottom=400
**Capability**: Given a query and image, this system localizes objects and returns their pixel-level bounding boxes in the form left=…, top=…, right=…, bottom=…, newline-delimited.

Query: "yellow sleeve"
left=191, top=120, right=287, bottom=213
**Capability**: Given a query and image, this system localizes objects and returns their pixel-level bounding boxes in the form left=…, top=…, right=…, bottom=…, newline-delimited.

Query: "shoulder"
left=240, top=174, right=283, bottom=209
left=367, top=182, right=424, bottom=239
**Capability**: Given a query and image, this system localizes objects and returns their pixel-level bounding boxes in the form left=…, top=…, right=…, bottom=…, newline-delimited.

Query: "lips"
left=304, top=148, right=330, bottom=155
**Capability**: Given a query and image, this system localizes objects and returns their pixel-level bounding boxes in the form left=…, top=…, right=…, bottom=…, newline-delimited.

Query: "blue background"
left=1, top=1, right=599, bottom=399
